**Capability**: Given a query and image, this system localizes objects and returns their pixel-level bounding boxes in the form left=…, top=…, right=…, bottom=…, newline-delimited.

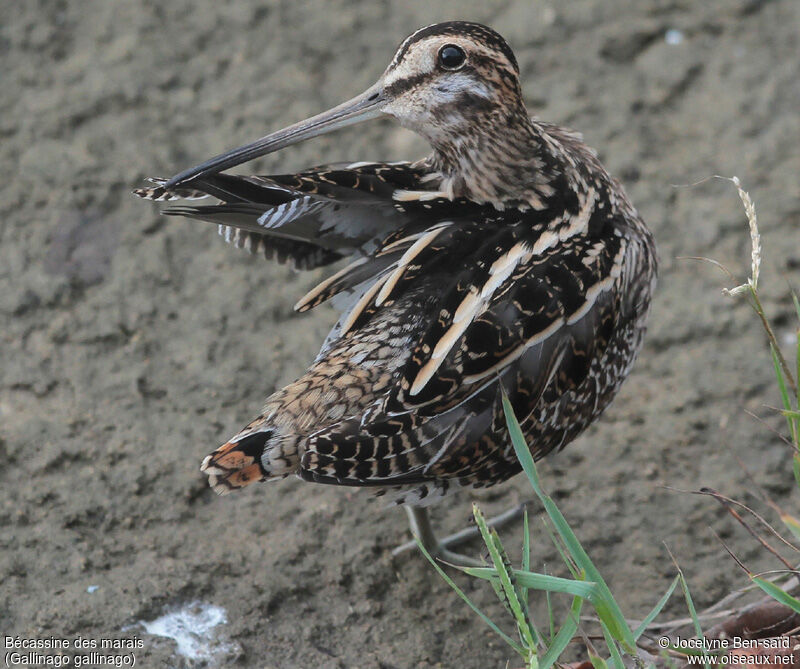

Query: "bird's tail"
left=200, top=430, right=273, bottom=495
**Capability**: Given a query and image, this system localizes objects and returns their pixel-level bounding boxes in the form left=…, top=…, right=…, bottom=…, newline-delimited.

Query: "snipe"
left=136, top=21, right=657, bottom=565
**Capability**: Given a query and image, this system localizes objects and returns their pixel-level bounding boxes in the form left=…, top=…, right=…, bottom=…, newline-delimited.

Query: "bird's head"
left=163, top=21, right=527, bottom=191
left=379, top=22, right=524, bottom=147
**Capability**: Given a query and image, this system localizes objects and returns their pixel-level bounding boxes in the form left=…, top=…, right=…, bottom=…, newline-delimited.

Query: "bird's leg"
left=393, top=503, right=527, bottom=568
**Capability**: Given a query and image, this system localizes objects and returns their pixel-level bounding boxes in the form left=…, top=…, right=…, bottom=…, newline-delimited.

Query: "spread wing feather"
left=135, top=162, right=443, bottom=270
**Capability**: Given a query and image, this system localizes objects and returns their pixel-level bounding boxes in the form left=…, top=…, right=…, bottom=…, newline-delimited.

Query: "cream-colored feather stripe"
left=375, top=223, right=452, bottom=307
left=294, top=257, right=369, bottom=312
left=339, top=273, right=394, bottom=335
left=392, top=189, right=450, bottom=202
left=461, top=245, right=623, bottom=386
left=409, top=241, right=531, bottom=396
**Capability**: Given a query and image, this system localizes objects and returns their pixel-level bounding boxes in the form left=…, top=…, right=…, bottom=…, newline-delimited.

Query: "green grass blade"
left=473, top=504, right=539, bottom=653
left=794, top=454, right=800, bottom=493
left=589, top=657, right=609, bottom=669
left=676, top=568, right=710, bottom=669
left=503, top=391, right=544, bottom=492
left=544, top=566, right=555, bottom=644
left=780, top=512, right=800, bottom=544
left=678, top=569, right=703, bottom=638
left=502, top=392, right=636, bottom=651
left=771, top=342, right=792, bottom=413
left=771, top=343, right=798, bottom=443
left=633, top=575, right=680, bottom=640
left=752, top=576, right=800, bottom=614
left=793, top=291, right=800, bottom=405
left=472, top=508, right=515, bottom=616
left=414, top=536, right=526, bottom=655
left=542, top=518, right=580, bottom=579
left=792, top=290, right=800, bottom=325
left=540, top=596, right=583, bottom=669
left=599, top=619, right=625, bottom=669
left=460, top=567, right=599, bottom=600
left=522, top=509, right=531, bottom=606
left=488, top=573, right=511, bottom=616
left=515, top=572, right=598, bottom=601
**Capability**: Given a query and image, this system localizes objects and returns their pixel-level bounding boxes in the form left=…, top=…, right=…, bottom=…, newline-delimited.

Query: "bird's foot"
left=392, top=503, right=527, bottom=568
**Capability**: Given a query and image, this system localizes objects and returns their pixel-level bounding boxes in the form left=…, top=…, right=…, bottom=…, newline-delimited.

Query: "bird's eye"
left=438, top=44, right=466, bottom=70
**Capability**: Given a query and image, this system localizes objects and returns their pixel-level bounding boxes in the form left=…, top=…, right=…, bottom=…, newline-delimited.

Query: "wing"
left=299, top=207, right=632, bottom=490
left=134, top=162, right=457, bottom=270
left=137, top=162, right=634, bottom=493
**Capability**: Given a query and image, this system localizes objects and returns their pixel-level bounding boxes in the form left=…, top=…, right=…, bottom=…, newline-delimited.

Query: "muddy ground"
left=2, top=1, right=799, bottom=667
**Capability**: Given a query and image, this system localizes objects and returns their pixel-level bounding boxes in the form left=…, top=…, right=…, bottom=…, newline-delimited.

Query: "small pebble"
left=87, top=585, right=99, bottom=593
left=665, top=29, right=684, bottom=45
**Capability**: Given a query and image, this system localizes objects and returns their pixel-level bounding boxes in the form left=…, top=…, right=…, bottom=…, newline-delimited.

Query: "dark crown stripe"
left=390, top=21, right=519, bottom=73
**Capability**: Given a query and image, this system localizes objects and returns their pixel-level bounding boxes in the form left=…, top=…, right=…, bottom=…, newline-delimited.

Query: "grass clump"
left=417, top=394, right=682, bottom=668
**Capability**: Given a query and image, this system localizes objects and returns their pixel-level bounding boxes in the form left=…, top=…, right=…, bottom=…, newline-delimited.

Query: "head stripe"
left=390, top=21, right=519, bottom=73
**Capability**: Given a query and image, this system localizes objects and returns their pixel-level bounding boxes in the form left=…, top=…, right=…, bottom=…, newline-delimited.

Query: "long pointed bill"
left=164, top=84, right=386, bottom=189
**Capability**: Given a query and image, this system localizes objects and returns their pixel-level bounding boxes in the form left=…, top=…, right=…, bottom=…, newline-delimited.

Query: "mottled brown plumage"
left=136, top=21, right=657, bottom=557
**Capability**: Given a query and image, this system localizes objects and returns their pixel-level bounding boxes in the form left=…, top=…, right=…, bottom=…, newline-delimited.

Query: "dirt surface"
left=2, top=1, right=799, bottom=667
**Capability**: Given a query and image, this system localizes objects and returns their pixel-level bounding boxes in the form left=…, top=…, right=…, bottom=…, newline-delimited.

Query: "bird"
left=135, top=21, right=657, bottom=565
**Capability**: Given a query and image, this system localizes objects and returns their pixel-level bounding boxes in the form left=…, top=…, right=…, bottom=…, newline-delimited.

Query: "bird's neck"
left=428, top=107, right=569, bottom=211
